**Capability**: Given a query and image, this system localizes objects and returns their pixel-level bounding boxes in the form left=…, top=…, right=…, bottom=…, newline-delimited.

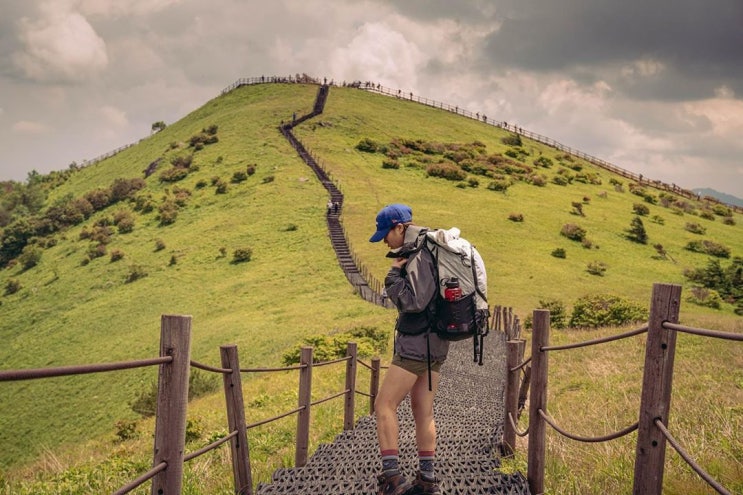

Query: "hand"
left=391, top=257, right=408, bottom=269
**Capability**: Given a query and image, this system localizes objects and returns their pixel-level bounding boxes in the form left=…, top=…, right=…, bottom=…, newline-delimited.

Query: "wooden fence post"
left=502, top=339, right=526, bottom=456
left=369, top=357, right=381, bottom=414
left=527, top=310, right=550, bottom=495
left=151, top=315, right=192, bottom=495
left=220, top=345, right=253, bottom=495
left=295, top=347, right=313, bottom=467
left=344, top=342, right=358, bottom=430
left=633, top=283, right=682, bottom=495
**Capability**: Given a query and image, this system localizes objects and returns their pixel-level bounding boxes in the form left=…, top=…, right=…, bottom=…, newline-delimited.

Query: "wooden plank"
left=527, top=310, right=550, bottom=495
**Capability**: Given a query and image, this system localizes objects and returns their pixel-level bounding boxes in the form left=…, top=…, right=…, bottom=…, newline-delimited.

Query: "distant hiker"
left=327, top=200, right=333, bottom=215
left=370, top=204, right=445, bottom=495
left=333, top=201, right=340, bottom=214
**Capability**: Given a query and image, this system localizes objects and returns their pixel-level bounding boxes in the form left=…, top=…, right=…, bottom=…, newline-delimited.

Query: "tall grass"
left=504, top=314, right=743, bottom=494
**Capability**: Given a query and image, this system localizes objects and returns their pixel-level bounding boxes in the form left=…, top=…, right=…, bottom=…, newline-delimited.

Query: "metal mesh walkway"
left=256, top=334, right=530, bottom=494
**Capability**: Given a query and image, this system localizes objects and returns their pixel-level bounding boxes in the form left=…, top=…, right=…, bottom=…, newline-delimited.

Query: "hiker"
left=327, top=200, right=333, bottom=215
left=370, top=203, right=445, bottom=495
left=333, top=201, right=340, bottom=214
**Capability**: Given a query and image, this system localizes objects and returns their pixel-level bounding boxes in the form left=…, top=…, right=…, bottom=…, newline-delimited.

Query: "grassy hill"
left=1, top=82, right=741, bottom=491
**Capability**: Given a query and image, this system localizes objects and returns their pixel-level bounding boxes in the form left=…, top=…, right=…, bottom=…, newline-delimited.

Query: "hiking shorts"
left=392, top=354, right=443, bottom=376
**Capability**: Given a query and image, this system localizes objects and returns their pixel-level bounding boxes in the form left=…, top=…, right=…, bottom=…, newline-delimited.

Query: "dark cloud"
left=483, top=0, right=743, bottom=99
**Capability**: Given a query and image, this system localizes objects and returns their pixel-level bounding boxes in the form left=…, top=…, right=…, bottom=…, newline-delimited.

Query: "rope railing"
left=0, top=355, right=172, bottom=382
left=538, top=409, right=638, bottom=443
left=508, top=284, right=740, bottom=495
left=112, top=461, right=168, bottom=495
left=184, top=430, right=238, bottom=462
left=507, top=412, right=529, bottom=438
left=247, top=407, right=305, bottom=430
left=541, top=325, right=648, bottom=352
left=190, top=359, right=232, bottom=374
left=654, top=419, right=732, bottom=495
left=662, top=322, right=743, bottom=341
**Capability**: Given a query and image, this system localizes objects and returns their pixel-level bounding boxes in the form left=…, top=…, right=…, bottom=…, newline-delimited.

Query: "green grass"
left=1, top=82, right=742, bottom=493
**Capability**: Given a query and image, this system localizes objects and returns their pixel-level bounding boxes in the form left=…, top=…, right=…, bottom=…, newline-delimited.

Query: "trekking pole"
left=478, top=334, right=484, bottom=366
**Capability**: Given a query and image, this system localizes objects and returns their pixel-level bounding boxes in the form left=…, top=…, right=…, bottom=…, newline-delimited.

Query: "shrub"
left=571, top=202, right=584, bottom=216
left=158, top=200, right=178, bottom=225
left=569, top=294, right=648, bottom=328
left=233, top=247, right=253, bottom=263
left=552, top=175, right=570, bottom=186
left=560, top=223, right=587, bottom=242
left=215, top=179, right=229, bottom=194
left=110, top=178, right=145, bottom=202
left=114, top=211, right=135, bottom=234
left=125, top=264, right=148, bottom=283
left=586, top=261, right=607, bottom=276
left=356, top=138, right=379, bottom=153
left=231, top=170, right=248, bottom=183
left=426, top=163, right=467, bottom=181
left=533, top=156, right=553, bottom=168
left=487, top=179, right=511, bottom=192
left=686, top=287, right=723, bottom=309
left=723, top=217, right=736, bottom=226
left=19, top=245, right=42, bottom=270
left=262, top=175, right=275, bottom=184
left=246, top=165, right=256, bottom=176
left=537, top=298, right=567, bottom=329
left=84, top=188, right=112, bottom=210
left=626, top=216, right=648, bottom=244
left=685, top=222, right=706, bottom=235
left=467, top=178, right=480, bottom=188
left=650, top=215, right=665, bottom=225
left=282, top=326, right=387, bottom=365
left=700, top=210, right=716, bottom=221
left=159, top=167, right=189, bottom=183
left=551, top=248, right=566, bottom=259
left=154, top=239, right=166, bottom=251
left=382, top=159, right=400, bottom=170
left=110, top=249, right=125, bottom=262
left=685, top=240, right=731, bottom=258
left=87, top=243, right=107, bottom=260
left=581, top=238, right=594, bottom=249
left=4, top=279, right=21, bottom=295
left=508, top=213, right=524, bottom=222
left=633, top=203, right=650, bottom=216
left=114, top=419, right=139, bottom=442
left=185, top=418, right=204, bottom=443
left=528, top=174, right=547, bottom=187
left=501, top=134, right=522, bottom=146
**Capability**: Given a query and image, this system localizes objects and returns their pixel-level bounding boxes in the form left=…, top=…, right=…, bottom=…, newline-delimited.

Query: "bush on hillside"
left=560, top=223, right=587, bottom=242
left=282, top=326, right=387, bottom=366
left=356, top=138, right=379, bottom=153
left=632, top=203, right=650, bottom=216
left=685, top=240, right=731, bottom=258
left=684, top=222, right=706, bottom=235
left=569, top=294, right=648, bottom=328
left=130, top=370, right=219, bottom=417
left=586, top=260, right=607, bottom=276
left=19, top=245, right=42, bottom=270
left=684, top=257, right=742, bottom=304
left=426, top=163, right=466, bottom=181
left=232, top=247, right=253, bottom=263
left=508, top=213, right=524, bottom=222
left=4, top=278, right=21, bottom=295
left=487, top=179, right=511, bottom=192
left=501, top=134, right=522, bottom=146
left=551, top=248, right=566, bottom=259
left=125, top=264, right=148, bottom=283
left=524, top=298, right=567, bottom=330
left=625, top=216, right=648, bottom=244
left=686, top=287, right=723, bottom=309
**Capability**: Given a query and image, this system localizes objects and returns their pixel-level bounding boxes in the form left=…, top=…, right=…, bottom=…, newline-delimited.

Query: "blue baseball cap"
left=369, top=204, right=413, bottom=242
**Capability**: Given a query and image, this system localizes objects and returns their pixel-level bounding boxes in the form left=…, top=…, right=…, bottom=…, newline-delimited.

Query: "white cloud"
left=13, top=3, right=108, bottom=82
left=99, top=105, right=128, bottom=128
left=12, top=120, right=49, bottom=134
left=77, top=0, right=182, bottom=17
left=329, top=22, right=424, bottom=88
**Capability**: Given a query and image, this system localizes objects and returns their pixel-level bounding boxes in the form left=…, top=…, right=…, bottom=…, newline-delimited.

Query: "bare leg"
left=375, top=364, right=419, bottom=451
left=409, top=370, right=440, bottom=452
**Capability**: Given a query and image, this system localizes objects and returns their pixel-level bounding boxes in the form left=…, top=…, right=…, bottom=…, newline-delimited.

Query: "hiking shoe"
left=410, top=472, right=442, bottom=494
left=377, top=473, right=414, bottom=495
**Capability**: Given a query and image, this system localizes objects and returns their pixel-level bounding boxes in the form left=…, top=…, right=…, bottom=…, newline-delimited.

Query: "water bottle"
left=444, top=278, right=461, bottom=301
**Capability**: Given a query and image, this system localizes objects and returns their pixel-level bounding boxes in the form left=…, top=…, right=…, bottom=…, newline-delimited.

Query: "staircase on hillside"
left=280, top=85, right=385, bottom=306
left=255, top=336, right=530, bottom=494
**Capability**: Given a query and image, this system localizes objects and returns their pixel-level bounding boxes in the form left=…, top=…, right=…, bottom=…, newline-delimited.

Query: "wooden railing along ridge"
left=502, top=282, right=743, bottom=495
left=0, top=306, right=520, bottom=494
left=65, top=74, right=740, bottom=214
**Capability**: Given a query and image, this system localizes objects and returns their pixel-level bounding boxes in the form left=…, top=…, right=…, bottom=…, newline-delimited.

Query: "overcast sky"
left=2, top=0, right=742, bottom=197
